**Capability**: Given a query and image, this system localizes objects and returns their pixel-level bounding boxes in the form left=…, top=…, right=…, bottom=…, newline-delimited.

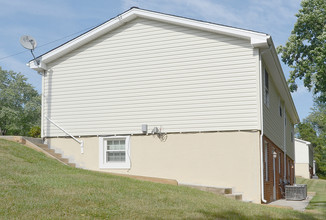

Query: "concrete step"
left=36, top=143, right=50, bottom=149
left=25, top=138, right=77, bottom=168
left=0, top=136, right=77, bottom=168
left=38, top=147, right=62, bottom=158
left=60, top=158, right=69, bottom=163
left=225, top=193, right=243, bottom=201
left=180, top=183, right=242, bottom=201
left=68, top=163, right=76, bottom=168
left=181, top=184, right=232, bottom=195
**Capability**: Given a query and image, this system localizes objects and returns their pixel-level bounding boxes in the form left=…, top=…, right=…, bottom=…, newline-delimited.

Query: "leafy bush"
left=28, top=126, right=41, bottom=138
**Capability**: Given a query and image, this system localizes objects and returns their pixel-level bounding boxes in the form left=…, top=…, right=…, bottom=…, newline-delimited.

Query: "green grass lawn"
left=297, top=177, right=326, bottom=216
left=0, top=139, right=322, bottom=219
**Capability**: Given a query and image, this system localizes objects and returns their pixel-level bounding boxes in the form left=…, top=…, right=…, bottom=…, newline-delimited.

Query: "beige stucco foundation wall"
left=46, top=131, right=262, bottom=203
left=295, top=163, right=310, bottom=179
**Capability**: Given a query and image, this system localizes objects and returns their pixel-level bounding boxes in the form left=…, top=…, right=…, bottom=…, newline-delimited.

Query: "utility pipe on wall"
left=259, top=50, right=267, bottom=203
left=259, top=45, right=272, bottom=203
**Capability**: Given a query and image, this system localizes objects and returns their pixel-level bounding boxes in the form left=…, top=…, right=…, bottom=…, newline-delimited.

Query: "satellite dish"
left=20, top=35, right=37, bottom=50
left=20, top=35, right=40, bottom=66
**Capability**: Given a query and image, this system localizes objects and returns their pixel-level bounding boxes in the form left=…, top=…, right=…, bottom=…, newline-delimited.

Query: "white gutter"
left=45, top=116, right=84, bottom=154
left=259, top=49, right=267, bottom=203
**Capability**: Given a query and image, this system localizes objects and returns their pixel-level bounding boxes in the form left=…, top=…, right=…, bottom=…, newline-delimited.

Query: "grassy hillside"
left=0, top=139, right=321, bottom=219
left=297, top=177, right=326, bottom=216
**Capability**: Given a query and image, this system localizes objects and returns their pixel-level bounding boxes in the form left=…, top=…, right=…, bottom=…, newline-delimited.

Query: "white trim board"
left=28, top=7, right=270, bottom=71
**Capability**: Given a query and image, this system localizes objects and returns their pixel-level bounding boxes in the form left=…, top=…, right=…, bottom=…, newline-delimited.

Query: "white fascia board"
left=28, top=8, right=270, bottom=70
left=295, top=138, right=311, bottom=145
left=40, top=12, right=137, bottom=64
left=263, top=38, right=300, bottom=124
left=27, top=60, right=47, bottom=71
left=134, top=9, right=269, bottom=48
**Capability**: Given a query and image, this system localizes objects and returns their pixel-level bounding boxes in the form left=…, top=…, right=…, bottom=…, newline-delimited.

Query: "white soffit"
left=28, top=8, right=270, bottom=69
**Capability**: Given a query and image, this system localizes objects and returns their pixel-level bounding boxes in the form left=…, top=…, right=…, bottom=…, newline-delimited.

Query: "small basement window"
left=99, top=136, right=130, bottom=169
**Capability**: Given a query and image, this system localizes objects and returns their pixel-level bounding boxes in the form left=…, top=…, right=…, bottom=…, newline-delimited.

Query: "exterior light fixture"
left=273, top=151, right=277, bottom=159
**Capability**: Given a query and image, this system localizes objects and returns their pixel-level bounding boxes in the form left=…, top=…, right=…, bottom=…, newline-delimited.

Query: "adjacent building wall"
left=295, top=139, right=313, bottom=179
left=47, top=131, right=262, bottom=203
left=295, top=163, right=311, bottom=179
left=43, top=17, right=260, bottom=137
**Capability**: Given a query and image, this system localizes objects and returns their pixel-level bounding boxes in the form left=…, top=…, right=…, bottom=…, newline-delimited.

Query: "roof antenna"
left=19, top=35, right=40, bottom=65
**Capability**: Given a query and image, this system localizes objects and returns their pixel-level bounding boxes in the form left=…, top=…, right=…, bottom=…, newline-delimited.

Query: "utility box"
left=285, top=184, right=307, bottom=200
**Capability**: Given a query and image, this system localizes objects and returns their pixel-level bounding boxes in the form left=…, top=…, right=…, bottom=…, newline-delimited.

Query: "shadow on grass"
left=198, top=209, right=319, bottom=220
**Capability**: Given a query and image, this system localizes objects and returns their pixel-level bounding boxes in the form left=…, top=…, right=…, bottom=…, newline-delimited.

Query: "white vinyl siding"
left=263, top=64, right=285, bottom=150
left=262, top=62, right=295, bottom=160
left=43, top=18, right=259, bottom=137
left=286, top=113, right=295, bottom=160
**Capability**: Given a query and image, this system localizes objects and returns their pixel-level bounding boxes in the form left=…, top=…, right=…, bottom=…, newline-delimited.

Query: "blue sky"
left=0, top=0, right=313, bottom=120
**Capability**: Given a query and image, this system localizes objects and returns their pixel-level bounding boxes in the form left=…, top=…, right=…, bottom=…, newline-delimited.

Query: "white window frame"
left=99, top=136, right=131, bottom=169
left=264, top=70, right=270, bottom=107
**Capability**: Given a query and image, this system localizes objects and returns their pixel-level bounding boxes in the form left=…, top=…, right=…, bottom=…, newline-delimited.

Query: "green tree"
left=277, top=0, right=326, bottom=102
left=0, top=66, right=41, bottom=136
left=297, top=101, right=326, bottom=177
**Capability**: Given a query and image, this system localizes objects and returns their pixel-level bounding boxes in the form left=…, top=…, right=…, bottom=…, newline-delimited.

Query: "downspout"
left=284, top=108, right=287, bottom=181
left=41, top=70, right=45, bottom=139
left=259, top=50, right=267, bottom=203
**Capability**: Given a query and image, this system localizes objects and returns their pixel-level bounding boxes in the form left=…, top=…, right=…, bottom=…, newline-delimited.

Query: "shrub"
left=28, top=126, right=41, bottom=138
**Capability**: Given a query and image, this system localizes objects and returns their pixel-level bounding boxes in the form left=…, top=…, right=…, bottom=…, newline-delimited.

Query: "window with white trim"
left=99, top=136, right=131, bottom=169
left=264, top=70, right=270, bottom=107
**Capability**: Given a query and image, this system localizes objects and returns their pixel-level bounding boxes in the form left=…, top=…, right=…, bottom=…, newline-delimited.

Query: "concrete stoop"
left=0, top=136, right=76, bottom=168
left=180, top=184, right=242, bottom=201
left=35, top=143, right=76, bottom=168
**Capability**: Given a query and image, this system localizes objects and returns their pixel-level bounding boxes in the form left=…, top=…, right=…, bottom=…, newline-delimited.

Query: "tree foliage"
left=297, top=101, right=326, bottom=177
left=0, top=66, right=41, bottom=136
left=277, top=0, right=326, bottom=102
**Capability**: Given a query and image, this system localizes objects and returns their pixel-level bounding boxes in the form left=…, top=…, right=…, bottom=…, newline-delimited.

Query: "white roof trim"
left=28, top=8, right=269, bottom=71
left=295, top=138, right=311, bottom=145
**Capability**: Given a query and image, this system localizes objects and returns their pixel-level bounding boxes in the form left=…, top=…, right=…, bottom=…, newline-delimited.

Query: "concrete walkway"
left=267, top=192, right=315, bottom=211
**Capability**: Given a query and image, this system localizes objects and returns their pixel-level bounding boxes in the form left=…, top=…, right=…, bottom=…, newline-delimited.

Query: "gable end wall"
left=44, top=17, right=260, bottom=137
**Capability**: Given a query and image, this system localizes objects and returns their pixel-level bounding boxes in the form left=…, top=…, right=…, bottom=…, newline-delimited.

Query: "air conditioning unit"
left=285, top=184, right=307, bottom=200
